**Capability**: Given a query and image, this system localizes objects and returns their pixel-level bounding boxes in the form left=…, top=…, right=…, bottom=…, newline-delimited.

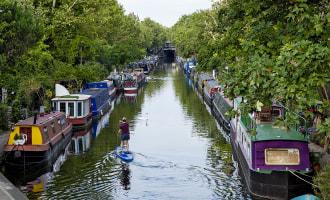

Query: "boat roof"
left=199, top=73, right=214, bottom=81
left=51, top=94, right=91, bottom=101
left=15, top=111, right=65, bottom=126
left=205, top=80, right=220, bottom=88
left=252, top=123, right=309, bottom=142
left=85, top=82, right=112, bottom=89
left=80, top=87, right=108, bottom=96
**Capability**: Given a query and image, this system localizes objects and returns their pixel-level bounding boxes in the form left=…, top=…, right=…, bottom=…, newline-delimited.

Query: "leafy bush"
left=313, top=165, right=330, bottom=199
left=0, top=103, right=8, bottom=131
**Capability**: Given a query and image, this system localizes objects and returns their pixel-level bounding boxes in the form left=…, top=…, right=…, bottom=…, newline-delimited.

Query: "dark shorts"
left=121, top=134, right=130, bottom=141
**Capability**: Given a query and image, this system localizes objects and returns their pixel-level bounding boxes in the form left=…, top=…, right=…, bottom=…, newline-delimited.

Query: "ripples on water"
left=10, top=62, right=257, bottom=200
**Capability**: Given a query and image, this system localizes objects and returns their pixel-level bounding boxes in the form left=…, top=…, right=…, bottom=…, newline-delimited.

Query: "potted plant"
left=310, top=151, right=324, bottom=172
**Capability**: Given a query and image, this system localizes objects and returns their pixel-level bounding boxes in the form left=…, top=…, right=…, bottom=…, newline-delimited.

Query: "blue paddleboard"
left=115, top=146, right=133, bottom=162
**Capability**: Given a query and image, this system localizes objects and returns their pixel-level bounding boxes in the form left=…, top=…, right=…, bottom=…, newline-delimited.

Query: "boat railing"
left=241, top=114, right=257, bottom=138
left=272, top=99, right=307, bottom=134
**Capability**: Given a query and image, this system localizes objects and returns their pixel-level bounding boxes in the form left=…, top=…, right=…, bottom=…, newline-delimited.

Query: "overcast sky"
left=116, top=0, right=214, bottom=27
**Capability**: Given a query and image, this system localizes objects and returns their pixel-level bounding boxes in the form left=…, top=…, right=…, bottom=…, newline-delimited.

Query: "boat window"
left=265, top=148, right=300, bottom=165
left=51, top=122, right=56, bottom=134
left=52, top=102, right=57, bottom=110
left=60, top=117, right=67, bottom=127
left=68, top=102, right=74, bottom=117
left=58, top=119, right=62, bottom=130
left=60, top=102, right=66, bottom=113
left=44, top=126, right=49, bottom=139
left=78, top=102, right=82, bottom=117
left=84, top=100, right=89, bottom=116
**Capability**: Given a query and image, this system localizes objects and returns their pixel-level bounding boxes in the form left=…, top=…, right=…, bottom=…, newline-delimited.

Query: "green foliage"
left=313, top=164, right=330, bottom=199
left=316, top=118, right=330, bottom=137
left=0, top=103, right=8, bottom=130
left=0, top=0, right=168, bottom=114
left=170, top=10, right=215, bottom=59
left=14, top=133, right=20, bottom=140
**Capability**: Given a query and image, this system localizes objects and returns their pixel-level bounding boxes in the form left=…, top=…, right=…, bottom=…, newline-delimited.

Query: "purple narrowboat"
left=230, top=97, right=313, bottom=199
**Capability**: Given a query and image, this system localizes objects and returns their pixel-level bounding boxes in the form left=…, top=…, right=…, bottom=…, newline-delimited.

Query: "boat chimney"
left=40, top=106, right=45, bottom=117
left=33, top=112, right=37, bottom=124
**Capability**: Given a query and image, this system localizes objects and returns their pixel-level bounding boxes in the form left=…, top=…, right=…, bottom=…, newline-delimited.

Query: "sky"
left=116, top=0, right=214, bottom=28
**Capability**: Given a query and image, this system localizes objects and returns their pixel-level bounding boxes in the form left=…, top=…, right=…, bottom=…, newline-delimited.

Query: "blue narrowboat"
left=184, top=60, right=196, bottom=74
left=80, top=87, right=111, bottom=119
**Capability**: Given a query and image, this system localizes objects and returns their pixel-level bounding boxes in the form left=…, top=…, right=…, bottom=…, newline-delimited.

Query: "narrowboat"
left=212, top=89, right=232, bottom=132
left=3, top=111, right=73, bottom=175
left=203, top=79, right=220, bottom=107
left=196, top=72, right=214, bottom=94
left=138, top=61, right=150, bottom=75
left=230, top=97, right=313, bottom=199
left=123, top=71, right=145, bottom=94
left=52, top=84, right=92, bottom=130
left=80, top=87, right=111, bottom=119
left=85, top=81, right=116, bottom=101
left=184, top=60, right=196, bottom=77
left=106, top=72, right=122, bottom=94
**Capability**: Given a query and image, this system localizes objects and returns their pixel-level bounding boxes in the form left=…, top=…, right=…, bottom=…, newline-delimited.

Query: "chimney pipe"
left=33, top=113, right=37, bottom=124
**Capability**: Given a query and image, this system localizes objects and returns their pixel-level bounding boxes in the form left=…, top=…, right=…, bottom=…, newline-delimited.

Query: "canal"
left=11, top=62, right=253, bottom=199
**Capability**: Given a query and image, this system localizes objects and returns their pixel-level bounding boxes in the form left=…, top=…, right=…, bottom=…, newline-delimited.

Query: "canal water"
left=11, top=62, right=254, bottom=199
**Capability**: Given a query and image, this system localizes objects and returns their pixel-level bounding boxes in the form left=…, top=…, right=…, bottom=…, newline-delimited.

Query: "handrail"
left=272, top=99, right=307, bottom=132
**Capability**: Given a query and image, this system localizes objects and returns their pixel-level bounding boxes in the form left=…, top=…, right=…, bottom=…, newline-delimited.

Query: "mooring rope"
left=288, top=169, right=319, bottom=188
left=288, top=169, right=314, bottom=178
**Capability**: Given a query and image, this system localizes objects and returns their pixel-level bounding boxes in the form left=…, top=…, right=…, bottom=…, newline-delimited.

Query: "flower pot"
left=313, top=163, right=320, bottom=172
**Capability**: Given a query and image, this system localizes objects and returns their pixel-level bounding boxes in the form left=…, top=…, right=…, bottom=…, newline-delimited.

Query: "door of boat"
left=20, top=127, right=32, bottom=144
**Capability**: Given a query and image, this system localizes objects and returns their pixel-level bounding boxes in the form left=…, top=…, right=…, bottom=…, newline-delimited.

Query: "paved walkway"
left=308, top=142, right=330, bottom=168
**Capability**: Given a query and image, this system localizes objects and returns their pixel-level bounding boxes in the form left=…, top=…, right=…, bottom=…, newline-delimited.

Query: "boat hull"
left=211, top=92, right=232, bottom=132
left=124, top=87, right=138, bottom=94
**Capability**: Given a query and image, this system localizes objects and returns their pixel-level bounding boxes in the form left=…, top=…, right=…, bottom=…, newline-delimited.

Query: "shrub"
left=313, top=164, right=330, bottom=199
left=0, top=103, right=8, bottom=131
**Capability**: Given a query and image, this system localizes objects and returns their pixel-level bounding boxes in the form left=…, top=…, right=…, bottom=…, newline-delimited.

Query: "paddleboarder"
left=118, top=117, right=130, bottom=153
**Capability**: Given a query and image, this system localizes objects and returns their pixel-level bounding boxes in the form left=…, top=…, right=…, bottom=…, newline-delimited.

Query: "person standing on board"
left=118, top=117, right=130, bottom=153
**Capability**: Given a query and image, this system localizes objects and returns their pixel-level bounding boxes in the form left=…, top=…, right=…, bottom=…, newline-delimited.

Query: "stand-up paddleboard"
left=115, top=146, right=133, bottom=162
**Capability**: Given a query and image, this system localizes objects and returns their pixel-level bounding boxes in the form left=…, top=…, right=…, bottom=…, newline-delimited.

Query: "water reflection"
left=92, top=109, right=110, bottom=138
left=70, top=126, right=92, bottom=155
left=119, top=162, right=131, bottom=190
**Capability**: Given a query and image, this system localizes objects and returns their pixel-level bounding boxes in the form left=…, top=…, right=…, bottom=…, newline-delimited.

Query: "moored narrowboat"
left=123, top=71, right=145, bottom=94
left=52, top=84, right=92, bottom=130
left=230, top=97, right=313, bottom=199
left=85, top=81, right=116, bottom=101
left=184, top=60, right=196, bottom=74
left=3, top=111, right=73, bottom=174
left=203, top=80, right=220, bottom=107
left=80, top=87, right=111, bottom=119
left=196, top=72, right=214, bottom=93
left=106, top=72, right=122, bottom=94
left=212, top=90, right=232, bottom=132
